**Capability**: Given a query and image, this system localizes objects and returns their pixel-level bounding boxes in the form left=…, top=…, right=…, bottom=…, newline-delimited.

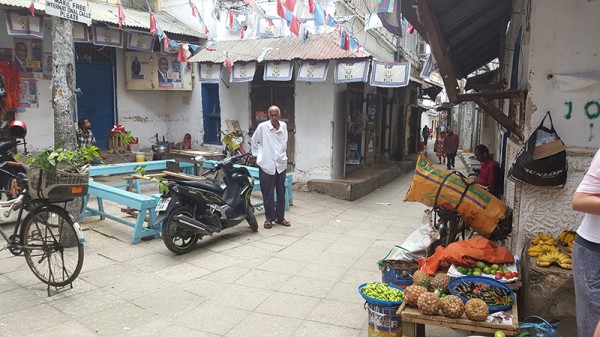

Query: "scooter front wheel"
left=246, top=206, right=258, bottom=232
left=161, top=206, right=200, bottom=255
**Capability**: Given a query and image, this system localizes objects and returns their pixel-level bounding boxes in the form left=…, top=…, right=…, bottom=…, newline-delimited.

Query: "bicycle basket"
left=27, top=169, right=89, bottom=201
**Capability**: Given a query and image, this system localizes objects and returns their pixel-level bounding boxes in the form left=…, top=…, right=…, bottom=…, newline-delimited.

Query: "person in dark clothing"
left=474, top=144, right=501, bottom=198
left=444, top=128, right=459, bottom=170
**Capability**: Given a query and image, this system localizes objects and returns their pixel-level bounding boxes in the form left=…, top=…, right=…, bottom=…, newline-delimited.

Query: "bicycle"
left=0, top=127, right=85, bottom=296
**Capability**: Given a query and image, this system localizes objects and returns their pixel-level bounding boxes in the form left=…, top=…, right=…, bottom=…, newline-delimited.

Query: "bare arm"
left=572, top=192, right=600, bottom=215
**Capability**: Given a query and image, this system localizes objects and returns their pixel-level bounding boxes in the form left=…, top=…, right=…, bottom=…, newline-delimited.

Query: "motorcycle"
left=155, top=152, right=259, bottom=254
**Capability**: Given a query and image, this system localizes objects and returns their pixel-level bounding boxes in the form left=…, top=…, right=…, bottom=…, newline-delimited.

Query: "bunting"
left=118, top=0, right=126, bottom=29
left=308, top=0, right=315, bottom=14
left=284, top=0, right=296, bottom=12
left=149, top=12, right=157, bottom=35
left=225, top=55, right=232, bottom=75
left=289, top=15, right=300, bottom=36
left=29, top=0, right=35, bottom=16
left=313, top=3, right=325, bottom=26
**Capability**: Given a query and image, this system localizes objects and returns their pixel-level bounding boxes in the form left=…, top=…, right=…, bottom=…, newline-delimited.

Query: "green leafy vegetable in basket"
left=26, top=142, right=100, bottom=173
left=362, top=282, right=404, bottom=302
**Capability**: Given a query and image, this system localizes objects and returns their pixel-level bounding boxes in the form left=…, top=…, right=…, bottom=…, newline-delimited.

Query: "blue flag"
left=326, top=14, right=337, bottom=27
left=350, top=37, right=359, bottom=50
left=314, top=3, right=325, bottom=26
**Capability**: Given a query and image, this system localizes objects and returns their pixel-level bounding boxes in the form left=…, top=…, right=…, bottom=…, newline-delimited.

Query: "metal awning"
left=0, top=0, right=205, bottom=38
left=188, top=32, right=371, bottom=63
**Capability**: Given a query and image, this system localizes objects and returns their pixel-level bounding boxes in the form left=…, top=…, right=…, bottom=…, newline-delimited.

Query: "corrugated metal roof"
left=188, top=32, right=371, bottom=63
left=0, top=0, right=205, bottom=38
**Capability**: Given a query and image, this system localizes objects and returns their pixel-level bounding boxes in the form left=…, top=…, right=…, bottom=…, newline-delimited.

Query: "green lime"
left=483, top=267, right=491, bottom=274
left=473, top=270, right=482, bottom=276
left=475, top=261, right=486, bottom=269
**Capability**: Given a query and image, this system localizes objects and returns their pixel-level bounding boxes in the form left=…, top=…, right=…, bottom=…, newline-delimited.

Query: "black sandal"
left=264, top=221, right=273, bottom=229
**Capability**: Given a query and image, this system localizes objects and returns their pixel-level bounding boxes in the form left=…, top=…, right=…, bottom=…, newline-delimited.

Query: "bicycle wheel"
left=21, top=205, right=84, bottom=287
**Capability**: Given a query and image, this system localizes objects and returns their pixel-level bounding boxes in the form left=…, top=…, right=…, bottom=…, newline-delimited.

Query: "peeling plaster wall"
left=294, top=69, right=336, bottom=181
left=0, top=17, right=55, bottom=151
left=502, top=0, right=600, bottom=252
left=115, top=49, right=204, bottom=150
left=216, top=77, right=251, bottom=153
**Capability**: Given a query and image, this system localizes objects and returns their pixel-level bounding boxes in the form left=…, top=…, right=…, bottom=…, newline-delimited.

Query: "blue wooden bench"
left=81, top=181, right=160, bottom=244
left=203, top=160, right=293, bottom=210
left=81, top=160, right=194, bottom=244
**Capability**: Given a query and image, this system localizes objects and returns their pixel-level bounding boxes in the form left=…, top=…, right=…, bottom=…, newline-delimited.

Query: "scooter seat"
left=178, top=180, right=223, bottom=193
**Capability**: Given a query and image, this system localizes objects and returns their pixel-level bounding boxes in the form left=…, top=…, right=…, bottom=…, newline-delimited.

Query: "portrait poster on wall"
left=13, top=38, right=42, bottom=73
left=157, top=55, right=183, bottom=89
left=124, top=51, right=153, bottom=90
left=19, top=78, right=38, bottom=108
left=43, top=52, right=52, bottom=80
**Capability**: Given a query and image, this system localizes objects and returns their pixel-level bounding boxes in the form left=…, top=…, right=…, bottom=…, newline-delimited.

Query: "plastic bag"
left=518, top=316, right=560, bottom=337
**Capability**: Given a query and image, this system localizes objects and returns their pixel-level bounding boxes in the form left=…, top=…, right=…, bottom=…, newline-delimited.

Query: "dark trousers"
left=259, top=168, right=286, bottom=222
left=447, top=152, right=456, bottom=170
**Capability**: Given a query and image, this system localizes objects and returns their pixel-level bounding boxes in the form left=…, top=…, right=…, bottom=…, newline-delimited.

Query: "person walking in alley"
left=422, top=125, right=430, bottom=143
left=572, top=148, right=600, bottom=337
left=444, top=128, right=459, bottom=170
left=251, top=105, right=291, bottom=229
left=434, top=131, right=446, bottom=164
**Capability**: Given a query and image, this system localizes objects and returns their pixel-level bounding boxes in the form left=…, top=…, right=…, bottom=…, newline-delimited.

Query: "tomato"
left=512, top=272, right=519, bottom=278
left=504, top=272, right=513, bottom=279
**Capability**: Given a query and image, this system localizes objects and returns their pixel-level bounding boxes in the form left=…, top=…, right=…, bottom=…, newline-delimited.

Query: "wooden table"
left=166, top=150, right=224, bottom=175
left=397, top=295, right=519, bottom=337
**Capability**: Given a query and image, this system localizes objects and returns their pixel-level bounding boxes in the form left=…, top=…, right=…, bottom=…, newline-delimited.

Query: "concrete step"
left=306, top=158, right=417, bottom=201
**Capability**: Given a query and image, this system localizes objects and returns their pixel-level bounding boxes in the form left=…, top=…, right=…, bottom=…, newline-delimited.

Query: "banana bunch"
left=536, top=251, right=572, bottom=269
left=527, top=244, right=560, bottom=257
left=531, top=233, right=557, bottom=246
left=558, top=230, right=576, bottom=246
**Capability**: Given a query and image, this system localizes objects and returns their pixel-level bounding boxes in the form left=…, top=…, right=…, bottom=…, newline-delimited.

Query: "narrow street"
left=0, top=147, right=479, bottom=337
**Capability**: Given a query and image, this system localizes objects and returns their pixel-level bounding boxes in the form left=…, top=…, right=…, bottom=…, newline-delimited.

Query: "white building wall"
left=294, top=76, right=336, bottom=181
left=503, top=0, right=600, bottom=253
left=114, top=49, right=204, bottom=150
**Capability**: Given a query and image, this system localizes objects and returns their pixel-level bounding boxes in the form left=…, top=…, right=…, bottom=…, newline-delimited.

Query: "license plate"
left=155, top=197, right=171, bottom=212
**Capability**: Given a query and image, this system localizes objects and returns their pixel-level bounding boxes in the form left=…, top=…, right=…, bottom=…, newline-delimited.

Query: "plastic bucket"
left=135, top=152, right=145, bottom=162
left=366, top=301, right=402, bottom=337
left=379, top=260, right=418, bottom=289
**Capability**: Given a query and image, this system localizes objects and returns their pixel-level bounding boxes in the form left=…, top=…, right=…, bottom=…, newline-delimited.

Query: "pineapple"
left=464, top=298, right=489, bottom=321
left=417, top=292, right=441, bottom=315
left=441, top=295, right=464, bottom=318
left=404, top=285, right=428, bottom=307
left=412, top=270, right=430, bottom=288
left=430, top=273, right=450, bottom=292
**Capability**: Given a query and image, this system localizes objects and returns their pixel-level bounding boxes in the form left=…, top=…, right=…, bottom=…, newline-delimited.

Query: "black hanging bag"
left=508, top=111, right=568, bottom=187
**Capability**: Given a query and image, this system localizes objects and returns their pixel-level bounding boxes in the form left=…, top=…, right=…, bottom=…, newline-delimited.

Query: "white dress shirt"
left=576, top=149, right=600, bottom=244
left=251, top=120, right=288, bottom=175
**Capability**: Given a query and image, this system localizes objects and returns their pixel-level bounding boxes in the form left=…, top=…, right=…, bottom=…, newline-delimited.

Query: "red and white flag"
left=225, top=56, right=232, bottom=74
left=178, top=44, right=186, bottom=62
left=149, top=12, right=158, bottom=35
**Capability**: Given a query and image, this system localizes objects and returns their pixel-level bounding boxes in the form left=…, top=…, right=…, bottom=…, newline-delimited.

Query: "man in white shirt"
left=251, top=105, right=290, bottom=229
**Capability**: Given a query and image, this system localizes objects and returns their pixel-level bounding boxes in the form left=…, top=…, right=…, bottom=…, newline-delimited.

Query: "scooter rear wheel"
left=161, top=206, right=200, bottom=255
left=246, top=206, right=258, bottom=232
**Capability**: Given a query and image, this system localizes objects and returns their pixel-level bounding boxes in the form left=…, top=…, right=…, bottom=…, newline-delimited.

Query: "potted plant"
left=25, top=142, right=99, bottom=200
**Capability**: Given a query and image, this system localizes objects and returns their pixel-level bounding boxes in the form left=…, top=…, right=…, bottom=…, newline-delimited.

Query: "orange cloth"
left=418, top=237, right=514, bottom=275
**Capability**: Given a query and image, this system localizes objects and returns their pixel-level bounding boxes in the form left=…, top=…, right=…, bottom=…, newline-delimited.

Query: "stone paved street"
left=0, top=147, right=482, bottom=336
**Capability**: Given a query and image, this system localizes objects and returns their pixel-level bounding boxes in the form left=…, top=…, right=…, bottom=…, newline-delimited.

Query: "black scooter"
left=155, top=153, right=258, bottom=254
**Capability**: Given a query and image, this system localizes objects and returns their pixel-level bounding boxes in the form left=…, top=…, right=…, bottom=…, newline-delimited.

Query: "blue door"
left=75, top=62, right=115, bottom=149
left=201, top=84, right=221, bottom=144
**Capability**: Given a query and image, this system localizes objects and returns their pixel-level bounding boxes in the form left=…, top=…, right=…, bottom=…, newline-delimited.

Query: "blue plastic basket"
left=358, top=282, right=405, bottom=306
left=448, top=276, right=515, bottom=312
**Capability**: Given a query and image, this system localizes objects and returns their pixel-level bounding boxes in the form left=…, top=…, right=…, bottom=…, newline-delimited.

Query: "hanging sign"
left=73, top=23, right=90, bottom=42
left=199, top=63, right=222, bottom=83
left=264, top=61, right=293, bottom=81
left=420, top=53, right=438, bottom=79
left=92, top=26, right=123, bottom=47
left=127, top=32, right=155, bottom=52
left=297, top=60, right=328, bottom=82
left=370, top=60, right=410, bottom=87
left=44, top=0, right=92, bottom=26
left=334, top=59, right=369, bottom=83
left=231, top=62, right=257, bottom=83
left=5, top=13, right=44, bottom=37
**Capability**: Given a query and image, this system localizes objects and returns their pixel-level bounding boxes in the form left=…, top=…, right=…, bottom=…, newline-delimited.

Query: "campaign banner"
left=199, top=63, right=222, bottom=83
left=127, top=32, right=155, bottom=52
left=92, top=26, right=123, bottom=47
left=263, top=61, right=293, bottom=81
left=334, top=59, right=369, bottom=83
left=297, top=60, right=328, bottom=82
left=231, top=62, right=257, bottom=83
left=73, top=22, right=90, bottom=42
left=370, top=60, right=410, bottom=87
left=5, top=13, right=44, bottom=38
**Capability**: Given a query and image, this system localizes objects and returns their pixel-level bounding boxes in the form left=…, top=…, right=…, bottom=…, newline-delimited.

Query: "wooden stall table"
left=166, top=149, right=224, bottom=176
left=397, top=295, right=519, bottom=337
